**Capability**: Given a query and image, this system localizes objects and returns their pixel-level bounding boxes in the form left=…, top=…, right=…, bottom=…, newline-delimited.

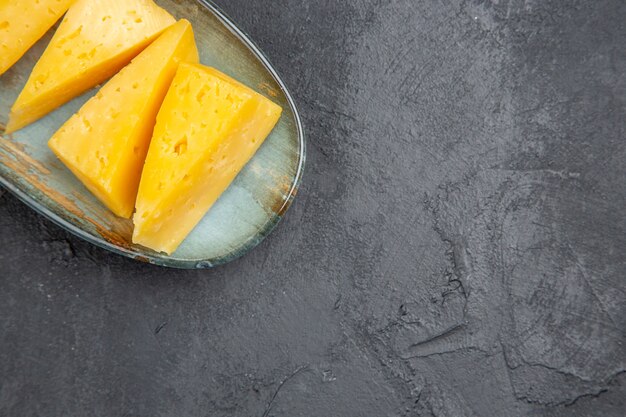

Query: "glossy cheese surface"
left=48, top=20, right=198, bottom=218
left=133, top=63, right=283, bottom=254
left=7, top=0, right=175, bottom=133
left=0, top=0, right=75, bottom=76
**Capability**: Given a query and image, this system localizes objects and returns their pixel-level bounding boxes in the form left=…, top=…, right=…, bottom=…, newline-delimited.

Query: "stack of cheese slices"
left=0, top=0, right=283, bottom=255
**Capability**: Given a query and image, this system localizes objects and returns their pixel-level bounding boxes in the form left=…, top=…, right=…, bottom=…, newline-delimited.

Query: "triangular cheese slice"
left=133, top=63, right=283, bottom=254
left=0, top=0, right=75, bottom=76
left=48, top=19, right=198, bottom=218
left=6, top=0, right=175, bottom=133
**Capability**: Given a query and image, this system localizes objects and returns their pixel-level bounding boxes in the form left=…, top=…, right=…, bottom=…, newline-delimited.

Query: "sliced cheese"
left=133, top=63, right=283, bottom=254
left=0, top=0, right=75, bottom=76
left=48, top=20, right=198, bottom=218
left=6, top=0, right=175, bottom=133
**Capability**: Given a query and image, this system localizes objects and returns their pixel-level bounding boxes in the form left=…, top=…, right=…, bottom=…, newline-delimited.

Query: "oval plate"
left=0, top=0, right=305, bottom=269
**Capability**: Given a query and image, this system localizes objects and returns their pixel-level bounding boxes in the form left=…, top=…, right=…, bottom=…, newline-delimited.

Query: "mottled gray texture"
left=1, top=0, right=625, bottom=416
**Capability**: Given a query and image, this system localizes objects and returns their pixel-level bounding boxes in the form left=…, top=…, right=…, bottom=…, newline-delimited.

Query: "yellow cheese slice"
left=6, top=0, right=175, bottom=133
left=133, top=63, right=283, bottom=254
left=0, top=0, right=75, bottom=76
left=48, top=20, right=198, bottom=218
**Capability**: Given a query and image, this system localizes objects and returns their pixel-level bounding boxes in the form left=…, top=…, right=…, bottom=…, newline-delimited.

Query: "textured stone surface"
left=1, top=0, right=625, bottom=416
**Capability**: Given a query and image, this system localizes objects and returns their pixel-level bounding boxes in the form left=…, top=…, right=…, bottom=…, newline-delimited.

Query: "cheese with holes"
left=0, top=0, right=75, bottom=76
left=48, top=20, right=198, bottom=218
left=6, top=0, right=175, bottom=133
left=133, top=63, right=283, bottom=254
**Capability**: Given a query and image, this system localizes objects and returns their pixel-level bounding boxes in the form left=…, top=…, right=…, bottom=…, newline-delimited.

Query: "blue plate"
left=0, top=0, right=305, bottom=269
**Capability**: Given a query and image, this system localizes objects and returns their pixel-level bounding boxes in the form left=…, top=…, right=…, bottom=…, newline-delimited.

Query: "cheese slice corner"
left=133, top=63, right=283, bottom=254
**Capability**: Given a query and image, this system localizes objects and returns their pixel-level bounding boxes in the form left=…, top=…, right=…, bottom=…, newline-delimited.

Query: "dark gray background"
left=1, top=0, right=625, bottom=416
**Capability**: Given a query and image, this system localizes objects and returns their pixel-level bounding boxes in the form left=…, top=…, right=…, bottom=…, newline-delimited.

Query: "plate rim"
left=0, top=0, right=306, bottom=269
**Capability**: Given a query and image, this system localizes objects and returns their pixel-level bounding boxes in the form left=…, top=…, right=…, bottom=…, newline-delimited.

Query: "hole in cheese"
left=34, top=74, right=48, bottom=90
left=81, top=117, right=92, bottom=132
left=173, top=137, right=188, bottom=156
